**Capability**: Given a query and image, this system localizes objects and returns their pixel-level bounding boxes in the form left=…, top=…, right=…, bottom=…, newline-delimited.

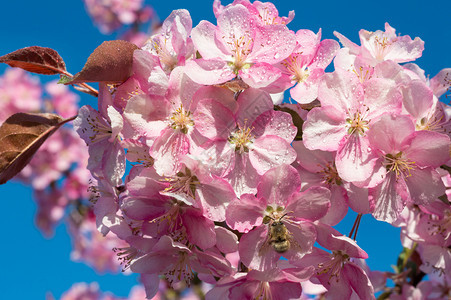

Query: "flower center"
left=225, top=33, right=253, bottom=73
left=113, top=246, right=139, bottom=271
left=317, top=250, right=350, bottom=283
left=429, top=210, right=451, bottom=239
left=163, top=167, right=199, bottom=199
left=353, top=65, right=373, bottom=83
left=228, top=123, right=254, bottom=153
left=152, top=38, right=179, bottom=72
left=383, top=152, right=416, bottom=179
left=170, top=105, right=194, bottom=134
left=346, top=108, right=370, bottom=135
left=373, top=35, right=397, bottom=61
left=255, top=281, right=272, bottom=300
left=164, top=251, right=194, bottom=285
left=283, top=53, right=310, bottom=83
left=150, top=202, right=184, bottom=238
left=415, top=110, right=445, bottom=133
left=83, top=114, right=113, bottom=143
left=318, top=162, right=342, bottom=186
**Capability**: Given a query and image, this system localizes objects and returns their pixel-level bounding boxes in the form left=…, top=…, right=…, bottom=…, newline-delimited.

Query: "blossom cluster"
left=72, top=0, right=451, bottom=298
left=50, top=0, right=451, bottom=299
left=0, top=68, right=130, bottom=274
left=54, top=282, right=146, bottom=300
left=55, top=280, right=211, bottom=300
left=83, top=0, right=154, bottom=33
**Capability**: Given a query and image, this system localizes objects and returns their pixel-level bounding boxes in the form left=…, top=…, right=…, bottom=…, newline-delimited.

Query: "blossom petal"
left=252, top=110, right=297, bottom=143
left=249, top=135, right=297, bottom=175
left=191, top=20, right=230, bottom=60
left=302, top=106, right=347, bottom=152
left=286, top=186, right=331, bottom=221
left=226, top=194, right=265, bottom=233
left=257, top=164, right=302, bottom=206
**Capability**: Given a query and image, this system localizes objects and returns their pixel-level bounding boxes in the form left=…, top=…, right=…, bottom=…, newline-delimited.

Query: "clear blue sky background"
left=0, top=0, right=450, bottom=298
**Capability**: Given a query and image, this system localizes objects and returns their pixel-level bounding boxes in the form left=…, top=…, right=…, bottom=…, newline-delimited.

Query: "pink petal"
left=191, top=20, right=230, bottom=60
left=194, top=99, right=236, bottom=140
left=334, top=31, right=361, bottom=55
left=345, top=183, right=372, bottom=214
left=184, top=59, right=235, bottom=85
left=217, top=5, right=255, bottom=52
left=197, top=175, right=236, bottom=222
left=401, top=80, right=434, bottom=120
left=343, top=263, right=375, bottom=300
left=151, top=128, right=189, bottom=176
left=289, top=68, right=323, bottom=104
left=335, top=134, right=379, bottom=183
left=133, top=50, right=168, bottom=97
left=269, top=282, right=303, bottom=300
left=236, top=88, right=273, bottom=126
left=318, top=70, right=363, bottom=111
left=383, top=36, right=424, bottom=64
left=248, top=24, right=296, bottom=64
left=310, top=39, right=340, bottom=70
left=226, top=153, right=260, bottom=196
left=292, top=140, right=335, bottom=173
left=122, top=94, right=170, bottom=138
left=226, top=194, right=265, bottom=233
left=101, top=142, right=126, bottom=186
left=302, top=106, right=347, bottom=152
left=182, top=208, right=216, bottom=249
left=370, top=172, right=406, bottom=223
left=252, top=110, right=297, bottom=143
left=363, top=78, right=402, bottom=120
left=294, top=29, right=321, bottom=59
left=405, top=168, right=446, bottom=206
left=215, top=226, right=238, bottom=253
left=404, top=131, right=450, bottom=168
left=257, top=164, right=302, bottom=206
left=121, top=196, right=167, bottom=221
left=315, top=223, right=368, bottom=259
left=240, top=63, right=291, bottom=93
left=193, top=85, right=238, bottom=113
left=194, top=139, right=235, bottom=178
left=319, top=185, right=348, bottom=226
left=284, top=221, right=317, bottom=261
left=249, top=135, right=297, bottom=174
left=430, top=68, right=451, bottom=97
left=286, top=186, right=331, bottom=221
left=368, top=113, right=415, bottom=155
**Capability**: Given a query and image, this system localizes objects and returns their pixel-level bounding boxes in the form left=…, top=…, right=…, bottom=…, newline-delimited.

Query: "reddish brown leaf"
left=0, top=46, right=66, bottom=75
left=0, top=113, right=66, bottom=185
left=68, top=40, right=139, bottom=85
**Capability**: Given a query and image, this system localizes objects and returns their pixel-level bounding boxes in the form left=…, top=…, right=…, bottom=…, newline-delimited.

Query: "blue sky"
left=0, top=0, right=450, bottom=298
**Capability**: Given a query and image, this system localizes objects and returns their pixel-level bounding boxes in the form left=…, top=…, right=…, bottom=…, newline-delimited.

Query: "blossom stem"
left=348, top=213, right=362, bottom=241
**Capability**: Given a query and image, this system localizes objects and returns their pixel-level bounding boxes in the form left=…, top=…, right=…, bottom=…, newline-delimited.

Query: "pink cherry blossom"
left=335, top=22, right=424, bottom=66
left=185, top=4, right=296, bottom=91
left=213, top=0, right=295, bottom=26
left=292, top=141, right=348, bottom=226
left=194, top=88, right=297, bottom=195
left=74, top=105, right=125, bottom=186
left=206, top=266, right=314, bottom=300
left=143, top=9, right=194, bottom=72
left=367, top=113, right=450, bottom=223
left=282, top=29, right=340, bottom=104
left=295, top=223, right=374, bottom=300
left=302, top=69, right=402, bottom=184
left=45, top=80, right=79, bottom=119
left=0, top=68, right=41, bottom=122
left=226, top=164, right=330, bottom=271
